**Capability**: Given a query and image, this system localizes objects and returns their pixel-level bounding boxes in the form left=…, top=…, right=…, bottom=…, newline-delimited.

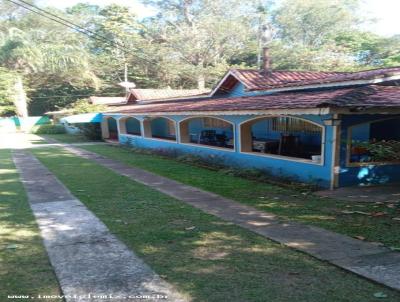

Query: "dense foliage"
left=0, top=0, right=399, bottom=116
left=0, top=67, right=17, bottom=116
left=31, top=124, right=66, bottom=134
left=353, top=140, right=400, bottom=162
left=67, top=99, right=107, bottom=114
left=76, top=123, right=102, bottom=140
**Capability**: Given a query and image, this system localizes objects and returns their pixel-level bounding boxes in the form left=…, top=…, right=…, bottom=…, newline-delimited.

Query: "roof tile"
left=128, top=88, right=210, bottom=102
left=231, top=66, right=400, bottom=91
left=107, top=85, right=400, bottom=114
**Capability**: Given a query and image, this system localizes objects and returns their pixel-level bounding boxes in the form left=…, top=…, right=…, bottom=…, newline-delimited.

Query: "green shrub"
left=68, top=99, right=107, bottom=114
left=118, top=145, right=320, bottom=191
left=75, top=123, right=102, bottom=140
left=32, top=124, right=66, bottom=134
left=353, top=140, right=400, bottom=162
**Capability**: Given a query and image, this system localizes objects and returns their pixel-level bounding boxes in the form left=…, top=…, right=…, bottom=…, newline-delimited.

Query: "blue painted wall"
left=126, top=117, right=141, bottom=135
left=214, top=82, right=274, bottom=98
left=113, top=114, right=334, bottom=187
left=151, top=117, right=175, bottom=138
left=351, top=123, right=370, bottom=141
left=338, top=114, right=400, bottom=186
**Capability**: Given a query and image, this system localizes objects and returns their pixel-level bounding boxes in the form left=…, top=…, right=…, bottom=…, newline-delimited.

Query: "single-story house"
left=100, top=55, right=400, bottom=189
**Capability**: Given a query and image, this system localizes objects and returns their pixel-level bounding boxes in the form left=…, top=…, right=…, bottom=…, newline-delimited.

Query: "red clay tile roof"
left=128, top=88, right=210, bottom=102
left=106, top=85, right=400, bottom=114
left=224, top=66, right=400, bottom=91
left=230, top=69, right=343, bottom=91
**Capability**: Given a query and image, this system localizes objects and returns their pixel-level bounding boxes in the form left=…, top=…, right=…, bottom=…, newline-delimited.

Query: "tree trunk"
left=197, top=74, right=205, bottom=90
left=13, top=76, right=28, bottom=118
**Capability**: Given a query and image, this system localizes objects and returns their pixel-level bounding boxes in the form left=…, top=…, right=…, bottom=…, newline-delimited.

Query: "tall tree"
left=269, top=0, right=364, bottom=71
left=0, top=6, right=99, bottom=115
left=273, top=0, right=361, bottom=48
left=335, top=32, right=400, bottom=67
left=142, top=0, right=257, bottom=89
left=0, top=67, right=17, bottom=116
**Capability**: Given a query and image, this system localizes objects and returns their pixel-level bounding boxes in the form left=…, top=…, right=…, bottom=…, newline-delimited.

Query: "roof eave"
left=105, top=108, right=333, bottom=116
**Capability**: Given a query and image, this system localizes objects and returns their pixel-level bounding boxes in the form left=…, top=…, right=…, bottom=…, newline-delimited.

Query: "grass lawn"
left=0, top=150, right=62, bottom=301
left=27, top=136, right=50, bottom=145
left=31, top=147, right=400, bottom=302
left=80, top=144, right=400, bottom=249
left=39, top=133, right=91, bottom=144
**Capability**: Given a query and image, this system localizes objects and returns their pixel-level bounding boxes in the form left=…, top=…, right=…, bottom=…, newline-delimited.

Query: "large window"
left=143, top=117, right=177, bottom=141
left=180, top=117, right=234, bottom=149
left=240, top=116, right=323, bottom=163
left=349, top=117, right=400, bottom=164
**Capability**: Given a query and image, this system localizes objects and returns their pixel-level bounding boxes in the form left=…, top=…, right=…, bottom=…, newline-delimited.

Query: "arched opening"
left=101, top=116, right=118, bottom=140
left=179, top=117, right=234, bottom=149
left=348, top=117, right=400, bottom=164
left=143, top=117, right=176, bottom=141
left=241, top=116, right=323, bottom=162
left=119, top=116, right=141, bottom=136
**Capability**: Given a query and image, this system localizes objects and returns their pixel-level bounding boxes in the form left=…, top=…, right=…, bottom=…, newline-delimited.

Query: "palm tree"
left=0, top=26, right=99, bottom=118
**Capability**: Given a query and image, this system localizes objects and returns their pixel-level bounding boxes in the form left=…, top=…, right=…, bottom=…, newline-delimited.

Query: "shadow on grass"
left=79, top=144, right=400, bottom=249
left=31, top=147, right=400, bottom=302
left=0, top=150, right=62, bottom=302
left=39, top=134, right=92, bottom=144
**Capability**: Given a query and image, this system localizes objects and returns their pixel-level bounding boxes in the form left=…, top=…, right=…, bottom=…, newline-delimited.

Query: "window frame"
left=238, top=115, right=325, bottom=166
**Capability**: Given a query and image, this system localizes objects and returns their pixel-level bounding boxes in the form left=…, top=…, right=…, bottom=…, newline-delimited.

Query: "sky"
left=37, top=0, right=400, bottom=37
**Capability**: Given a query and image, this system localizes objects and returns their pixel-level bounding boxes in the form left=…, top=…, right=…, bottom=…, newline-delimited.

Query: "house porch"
left=100, top=112, right=400, bottom=189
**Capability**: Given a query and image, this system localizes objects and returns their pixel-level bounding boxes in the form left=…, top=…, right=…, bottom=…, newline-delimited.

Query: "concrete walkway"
left=13, top=150, right=188, bottom=302
left=0, top=132, right=107, bottom=150
left=61, top=144, right=400, bottom=291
